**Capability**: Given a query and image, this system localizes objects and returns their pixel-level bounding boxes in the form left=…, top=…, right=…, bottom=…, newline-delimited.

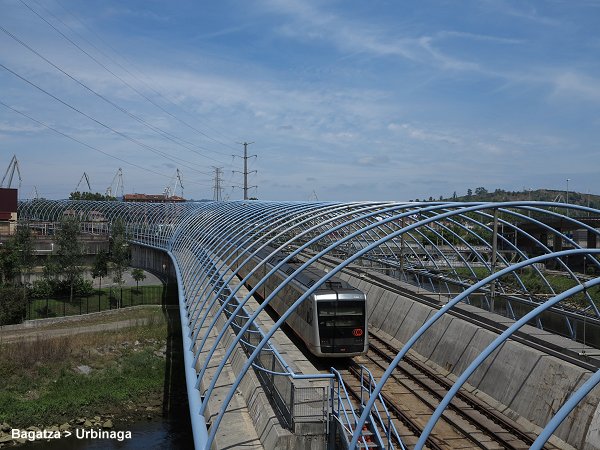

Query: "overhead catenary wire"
left=21, top=0, right=239, bottom=155
left=0, top=61, right=215, bottom=177
left=0, top=98, right=213, bottom=189
left=0, top=22, right=229, bottom=167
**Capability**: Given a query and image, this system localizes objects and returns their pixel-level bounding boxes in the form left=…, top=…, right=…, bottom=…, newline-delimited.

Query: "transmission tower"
left=212, top=167, right=224, bottom=201
left=233, top=142, right=257, bottom=200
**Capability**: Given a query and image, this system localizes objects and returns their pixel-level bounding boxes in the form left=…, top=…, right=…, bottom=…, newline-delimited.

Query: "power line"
left=49, top=0, right=239, bottom=149
left=0, top=98, right=212, bottom=188
left=0, top=23, right=229, bottom=167
left=0, top=61, right=215, bottom=176
left=21, top=0, right=238, bottom=155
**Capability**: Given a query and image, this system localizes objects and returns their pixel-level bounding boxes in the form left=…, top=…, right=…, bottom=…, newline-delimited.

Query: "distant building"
left=123, top=193, right=185, bottom=203
left=0, top=188, right=18, bottom=235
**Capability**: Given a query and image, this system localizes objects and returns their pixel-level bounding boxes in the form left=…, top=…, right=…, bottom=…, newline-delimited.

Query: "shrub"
left=0, top=286, right=27, bottom=325
left=29, top=279, right=53, bottom=299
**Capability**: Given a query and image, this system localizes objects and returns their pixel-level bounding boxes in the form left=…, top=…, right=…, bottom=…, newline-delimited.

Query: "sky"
left=0, top=0, right=599, bottom=202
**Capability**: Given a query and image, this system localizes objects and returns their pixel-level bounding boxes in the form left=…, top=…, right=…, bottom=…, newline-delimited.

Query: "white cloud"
left=552, top=72, right=600, bottom=102
left=500, top=2, right=561, bottom=27
left=258, top=0, right=472, bottom=69
left=0, top=121, right=45, bottom=133
left=388, top=123, right=462, bottom=146
left=357, top=154, right=390, bottom=166
left=435, top=31, right=523, bottom=45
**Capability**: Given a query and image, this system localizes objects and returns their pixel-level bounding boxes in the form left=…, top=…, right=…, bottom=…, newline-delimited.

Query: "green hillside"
left=431, top=188, right=600, bottom=209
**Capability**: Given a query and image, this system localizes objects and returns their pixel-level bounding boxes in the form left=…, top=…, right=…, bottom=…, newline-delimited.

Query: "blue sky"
left=0, top=0, right=599, bottom=201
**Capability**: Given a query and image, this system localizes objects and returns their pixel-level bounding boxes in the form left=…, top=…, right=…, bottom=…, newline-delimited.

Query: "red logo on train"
left=352, top=328, right=364, bottom=337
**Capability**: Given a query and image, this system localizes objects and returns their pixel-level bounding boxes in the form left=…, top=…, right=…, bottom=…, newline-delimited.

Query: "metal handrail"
left=359, top=365, right=404, bottom=450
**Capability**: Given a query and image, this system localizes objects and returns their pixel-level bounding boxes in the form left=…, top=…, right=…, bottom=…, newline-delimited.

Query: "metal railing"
left=197, top=247, right=332, bottom=432
left=17, top=199, right=600, bottom=450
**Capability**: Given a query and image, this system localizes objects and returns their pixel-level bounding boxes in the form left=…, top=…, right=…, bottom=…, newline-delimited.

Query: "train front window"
left=317, top=301, right=364, bottom=328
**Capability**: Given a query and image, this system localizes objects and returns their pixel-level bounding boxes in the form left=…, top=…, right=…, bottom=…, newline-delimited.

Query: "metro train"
left=233, top=245, right=368, bottom=357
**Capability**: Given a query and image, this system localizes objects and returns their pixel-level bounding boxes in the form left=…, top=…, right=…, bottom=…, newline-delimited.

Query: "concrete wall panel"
left=427, top=317, right=479, bottom=373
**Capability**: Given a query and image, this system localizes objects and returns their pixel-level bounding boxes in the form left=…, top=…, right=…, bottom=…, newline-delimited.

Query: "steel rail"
left=349, top=248, right=600, bottom=449
left=416, top=274, right=600, bottom=449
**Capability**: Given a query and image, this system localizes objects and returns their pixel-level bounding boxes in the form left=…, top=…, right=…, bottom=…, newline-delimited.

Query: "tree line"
left=0, top=218, right=141, bottom=325
left=69, top=191, right=117, bottom=201
left=410, top=187, right=600, bottom=209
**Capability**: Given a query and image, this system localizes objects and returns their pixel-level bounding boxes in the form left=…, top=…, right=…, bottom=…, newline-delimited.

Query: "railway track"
left=307, top=251, right=599, bottom=372
left=338, top=330, right=559, bottom=450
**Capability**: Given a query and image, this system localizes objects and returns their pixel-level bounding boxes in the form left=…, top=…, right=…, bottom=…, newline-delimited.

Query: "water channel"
left=20, top=305, right=194, bottom=450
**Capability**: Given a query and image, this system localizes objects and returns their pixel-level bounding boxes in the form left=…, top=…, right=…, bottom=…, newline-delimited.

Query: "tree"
left=466, top=189, right=473, bottom=198
left=0, top=222, right=34, bottom=286
left=91, top=249, right=109, bottom=293
left=69, top=191, right=116, bottom=201
left=0, top=286, right=26, bottom=325
left=41, top=257, right=59, bottom=289
left=14, top=222, right=34, bottom=284
left=0, top=241, right=19, bottom=285
left=131, top=268, right=146, bottom=291
left=109, top=219, right=130, bottom=307
left=56, top=217, right=84, bottom=303
left=475, top=187, right=488, bottom=196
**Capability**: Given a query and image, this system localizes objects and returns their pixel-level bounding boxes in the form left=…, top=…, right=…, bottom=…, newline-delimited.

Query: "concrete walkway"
left=83, top=267, right=163, bottom=288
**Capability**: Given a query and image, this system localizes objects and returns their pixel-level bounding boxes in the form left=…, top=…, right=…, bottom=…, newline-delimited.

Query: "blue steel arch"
left=199, top=202, right=600, bottom=448
left=17, top=199, right=600, bottom=449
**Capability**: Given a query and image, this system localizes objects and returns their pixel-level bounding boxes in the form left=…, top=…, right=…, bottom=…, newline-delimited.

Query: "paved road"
left=84, top=267, right=163, bottom=288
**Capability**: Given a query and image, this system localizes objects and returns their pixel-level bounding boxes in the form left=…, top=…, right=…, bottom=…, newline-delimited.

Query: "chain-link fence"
left=26, top=284, right=176, bottom=320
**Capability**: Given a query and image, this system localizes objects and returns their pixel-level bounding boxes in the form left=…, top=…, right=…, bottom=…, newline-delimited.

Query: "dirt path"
left=0, top=305, right=164, bottom=343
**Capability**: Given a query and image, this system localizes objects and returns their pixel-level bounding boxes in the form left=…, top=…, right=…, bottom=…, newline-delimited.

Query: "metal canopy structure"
left=18, top=199, right=600, bottom=449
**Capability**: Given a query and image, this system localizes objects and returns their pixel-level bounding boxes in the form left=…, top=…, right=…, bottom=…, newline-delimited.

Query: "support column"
left=587, top=231, right=597, bottom=249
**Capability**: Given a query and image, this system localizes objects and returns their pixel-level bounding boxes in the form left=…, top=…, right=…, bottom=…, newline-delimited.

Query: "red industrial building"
left=0, top=188, right=18, bottom=235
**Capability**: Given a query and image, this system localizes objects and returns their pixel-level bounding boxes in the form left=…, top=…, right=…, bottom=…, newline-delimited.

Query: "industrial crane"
left=105, top=168, right=124, bottom=198
left=1, top=155, right=22, bottom=190
left=75, top=172, right=92, bottom=192
left=164, top=168, right=184, bottom=198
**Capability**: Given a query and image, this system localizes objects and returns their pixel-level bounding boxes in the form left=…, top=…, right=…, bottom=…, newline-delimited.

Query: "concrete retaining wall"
left=313, top=260, right=599, bottom=450
left=130, top=244, right=176, bottom=280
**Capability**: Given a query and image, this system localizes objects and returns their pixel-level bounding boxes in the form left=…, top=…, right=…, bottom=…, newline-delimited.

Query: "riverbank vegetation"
left=0, top=307, right=168, bottom=428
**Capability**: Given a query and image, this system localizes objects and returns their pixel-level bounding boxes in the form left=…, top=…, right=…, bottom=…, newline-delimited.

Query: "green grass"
left=0, top=309, right=168, bottom=427
left=0, top=350, right=164, bottom=426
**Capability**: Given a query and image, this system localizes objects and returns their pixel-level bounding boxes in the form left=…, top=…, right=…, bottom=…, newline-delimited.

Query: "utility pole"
left=234, top=142, right=257, bottom=200
left=566, top=178, right=570, bottom=217
left=490, top=209, right=499, bottom=313
left=212, top=167, right=224, bottom=201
